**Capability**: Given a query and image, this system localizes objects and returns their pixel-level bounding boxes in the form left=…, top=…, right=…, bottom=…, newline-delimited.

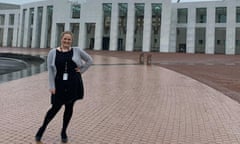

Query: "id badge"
left=63, top=73, right=68, bottom=80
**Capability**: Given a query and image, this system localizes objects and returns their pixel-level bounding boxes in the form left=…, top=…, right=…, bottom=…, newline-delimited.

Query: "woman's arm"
left=79, top=49, right=93, bottom=73
left=47, top=49, right=56, bottom=92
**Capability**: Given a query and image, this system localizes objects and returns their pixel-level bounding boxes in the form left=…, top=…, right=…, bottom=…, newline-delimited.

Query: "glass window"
left=118, top=2, right=128, bottom=31
left=0, top=28, right=3, bottom=46
left=9, top=14, right=14, bottom=25
left=134, top=3, right=144, bottom=51
left=216, top=7, right=226, bottom=23
left=178, top=8, right=188, bottom=23
left=135, top=3, right=145, bottom=29
left=118, top=3, right=128, bottom=51
left=119, top=3, right=128, bottom=17
left=0, top=15, right=5, bottom=25
left=102, top=3, right=112, bottom=50
left=46, top=6, right=53, bottom=48
left=151, top=3, right=162, bottom=52
left=196, top=8, right=206, bottom=23
left=236, top=7, right=240, bottom=23
left=103, top=3, right=112, bottom=31
left=236, top=40, right=240, bottom=46
left=56, top=23, right=65, bottom=45
left=70, top=23, right=79, bottom=46
left=29, top=8, right=34, bottom=25
left=37, top=7, right=43, bottom=29
left=152, top=3, right=162, bottom=26
left=72, top=4, right=81, bottom=19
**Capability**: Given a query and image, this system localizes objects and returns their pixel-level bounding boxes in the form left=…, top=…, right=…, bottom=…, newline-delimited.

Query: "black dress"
left=51, top=49, right=84, bottom=105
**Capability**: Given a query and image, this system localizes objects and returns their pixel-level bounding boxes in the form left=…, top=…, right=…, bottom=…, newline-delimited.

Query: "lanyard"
left=63, top=62, right=68, bottom=80
left=64, top=62, right=68, bottom=73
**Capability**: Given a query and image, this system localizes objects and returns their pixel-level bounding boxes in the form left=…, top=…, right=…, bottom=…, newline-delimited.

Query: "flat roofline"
left=0, top=2, right=20, bottom=9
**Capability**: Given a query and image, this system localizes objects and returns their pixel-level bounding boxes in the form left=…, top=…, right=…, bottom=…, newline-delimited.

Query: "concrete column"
left=31, top=7, right=38, bottom=48
left=50, top=24, right=56, bottom=48
left=79, top=22, right=87, bottom=49
left=169, top=8, right=177, bottom=52
left=109, top=2, right=119, bottom=51
left=12, top=13, right=19, bottom=47
left=23, top=8, right=29, bottom=48
left=2, top=14, right=9, bottom=47
left=50, top=11, right=56, bottom=48
left=17, top=10, right=23, bottom=47
left=187, top=7, right=195, bottom=53
left=126, top=2, right=135, bottom=51
left=40, top=6, right=47, bottom=48
left=142, top=3, right=152, bottom=52
left=65, top=23, right=70, bottom=31
left=94, top=5, right=103, bottom=50
left=206, top=7, right=215, bottom=54
left=160, top=1, right=171, bottom=52
left=226, top=4, right=236, bottom=55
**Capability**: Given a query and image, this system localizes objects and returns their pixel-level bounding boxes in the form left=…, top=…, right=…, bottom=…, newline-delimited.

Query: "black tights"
left=40, top=102, right=75, bottom=134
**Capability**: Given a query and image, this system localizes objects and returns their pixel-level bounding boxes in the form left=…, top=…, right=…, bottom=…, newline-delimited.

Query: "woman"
left=35, top=31, right=93, bottom=143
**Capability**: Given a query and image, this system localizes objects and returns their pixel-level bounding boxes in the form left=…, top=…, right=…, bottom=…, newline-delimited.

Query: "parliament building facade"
left=0, top=0, right=239, bottom=55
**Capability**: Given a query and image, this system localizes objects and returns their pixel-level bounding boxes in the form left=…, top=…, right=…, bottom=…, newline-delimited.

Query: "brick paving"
left=89, top=51, right=240, bottom=104
left=0, top=48, right=240, bottom=143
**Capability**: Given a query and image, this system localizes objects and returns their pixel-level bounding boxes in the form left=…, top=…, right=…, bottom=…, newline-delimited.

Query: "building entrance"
left=102, top=37, right=110, bottom=50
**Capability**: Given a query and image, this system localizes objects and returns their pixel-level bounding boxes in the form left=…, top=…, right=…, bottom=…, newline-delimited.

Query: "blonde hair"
left=60, top=31, right=73, bottom=40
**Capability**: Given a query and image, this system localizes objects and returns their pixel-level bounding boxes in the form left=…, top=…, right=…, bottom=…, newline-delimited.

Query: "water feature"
left=0, top=53, right=47, bottom=84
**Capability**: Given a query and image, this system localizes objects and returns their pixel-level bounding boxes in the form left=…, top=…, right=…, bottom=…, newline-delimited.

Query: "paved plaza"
left=0, top=48, right=240, bottom=144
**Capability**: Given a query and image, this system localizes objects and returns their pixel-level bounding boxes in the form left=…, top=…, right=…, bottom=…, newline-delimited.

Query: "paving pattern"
left=1, top=49, right=240, bottom=144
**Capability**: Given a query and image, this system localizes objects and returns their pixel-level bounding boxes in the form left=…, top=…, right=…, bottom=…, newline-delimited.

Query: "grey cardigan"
left=47, top=47, right=93, bottom=89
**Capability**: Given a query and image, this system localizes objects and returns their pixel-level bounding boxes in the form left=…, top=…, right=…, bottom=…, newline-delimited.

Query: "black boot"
left=35, top=127, right=45, bottom=142
left=61, top=130, right=68, bottom=143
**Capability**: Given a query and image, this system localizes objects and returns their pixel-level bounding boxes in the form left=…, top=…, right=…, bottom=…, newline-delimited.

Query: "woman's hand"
left=49, top=89, right=56, bottom=94
left=75, top=67, right=81, bottom=73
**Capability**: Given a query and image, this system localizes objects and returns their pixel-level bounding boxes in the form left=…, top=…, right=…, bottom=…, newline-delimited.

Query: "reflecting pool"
left=0, top=53, right=47, bottom=84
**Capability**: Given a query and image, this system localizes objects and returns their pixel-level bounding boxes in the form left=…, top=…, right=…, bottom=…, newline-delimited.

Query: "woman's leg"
left=61, top=101, right=75, bottom=142
left=35, top=103, right=62, bottom=141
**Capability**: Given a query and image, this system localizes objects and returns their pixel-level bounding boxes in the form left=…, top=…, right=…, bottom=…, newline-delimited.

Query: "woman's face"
left=61, top=33, right=72, bottom=48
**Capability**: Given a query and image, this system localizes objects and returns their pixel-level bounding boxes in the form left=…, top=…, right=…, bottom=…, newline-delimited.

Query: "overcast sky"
left=0, top=0, right=221, bottom=5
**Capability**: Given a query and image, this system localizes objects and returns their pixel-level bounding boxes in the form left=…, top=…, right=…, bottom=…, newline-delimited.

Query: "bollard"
left=139, top=53, right=144, bottom=64
left=147, top=54, right=152, bottom=65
